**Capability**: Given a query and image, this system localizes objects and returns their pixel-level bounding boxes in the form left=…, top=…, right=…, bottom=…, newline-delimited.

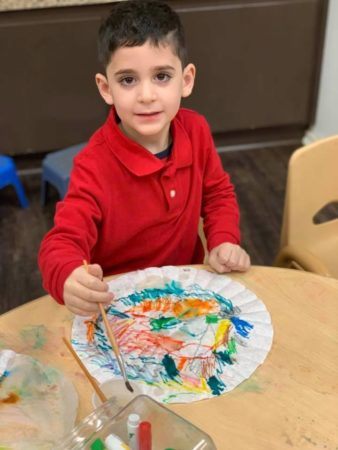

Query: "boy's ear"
left=181, top=63, right=196, bottom=98
left=95, top=73, right=114, bottom=105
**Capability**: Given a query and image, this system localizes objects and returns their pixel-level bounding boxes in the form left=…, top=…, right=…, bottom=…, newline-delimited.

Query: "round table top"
left=1, top=265, right=337, bottom=449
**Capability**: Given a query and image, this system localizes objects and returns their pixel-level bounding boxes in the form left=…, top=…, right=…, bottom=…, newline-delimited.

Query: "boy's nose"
left=137, top=81, right=156, bottom=103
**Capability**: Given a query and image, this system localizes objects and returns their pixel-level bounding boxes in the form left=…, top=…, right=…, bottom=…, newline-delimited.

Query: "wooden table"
left=1, top=266, right=337, bottom=449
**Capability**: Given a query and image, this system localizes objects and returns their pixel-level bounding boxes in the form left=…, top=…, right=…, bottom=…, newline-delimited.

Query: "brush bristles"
left=125, top=381, right=134, bottom=393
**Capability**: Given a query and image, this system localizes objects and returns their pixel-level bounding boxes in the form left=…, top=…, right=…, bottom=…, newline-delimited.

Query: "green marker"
left=91, top=438, right=106, bottom=450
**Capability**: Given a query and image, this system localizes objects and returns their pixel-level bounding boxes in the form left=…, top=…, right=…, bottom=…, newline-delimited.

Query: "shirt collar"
left=103, top=107, right=192, bottom=176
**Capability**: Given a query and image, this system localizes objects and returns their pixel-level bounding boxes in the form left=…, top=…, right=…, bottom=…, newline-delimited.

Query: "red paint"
left=138, top=421, right=152, bottom=450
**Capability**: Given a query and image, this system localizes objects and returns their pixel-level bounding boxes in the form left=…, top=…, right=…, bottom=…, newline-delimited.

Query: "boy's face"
left=96, top=41, right=195, bottom=152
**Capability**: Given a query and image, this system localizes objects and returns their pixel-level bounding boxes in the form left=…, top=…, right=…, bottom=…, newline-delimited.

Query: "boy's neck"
left=118, top=122, right=172, bottom=155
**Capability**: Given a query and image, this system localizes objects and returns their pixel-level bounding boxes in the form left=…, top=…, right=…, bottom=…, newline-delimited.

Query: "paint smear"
left=162, top=354, right=179, bottom=380
left=207, top=375, right=225, bottom=395
left=230, top=317, right=253, bottom=338
left=150, top=316, right=180, bottom=331
left=238, top=378, right=264, bottom=393
left=20, top=325, right=47, bottom=349
left=0, top=392, right=20, bottom=404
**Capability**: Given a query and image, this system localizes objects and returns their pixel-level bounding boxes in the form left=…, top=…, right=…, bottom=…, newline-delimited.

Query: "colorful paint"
left=0, top=349, right=78, bottom=448
left=19, top=324, right=47, bottom=349
left=72, top=266, right=273, bottom=403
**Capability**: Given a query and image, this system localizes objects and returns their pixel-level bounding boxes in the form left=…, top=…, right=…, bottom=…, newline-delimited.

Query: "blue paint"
left=107, top=308, right=129, bottom=319
left=0, top=370, right=10, bottom=384
left=207, top=375, right=225, bottom=395
left=214, top=350, right=234, bottom=365
left=119, top=281, right=185, bottom=306
left=213, top=292, right=234, bottom=314
left=230, top=317, right=253, bottom=338
left=162, top=354, right=179, bottom=380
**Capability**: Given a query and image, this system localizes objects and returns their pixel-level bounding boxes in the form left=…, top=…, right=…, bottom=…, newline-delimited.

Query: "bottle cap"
left=105, top=433, right=129, bottom=450
left=90, top=438, right=105, bottom=450
left=128, top=413, right=140, bottom=426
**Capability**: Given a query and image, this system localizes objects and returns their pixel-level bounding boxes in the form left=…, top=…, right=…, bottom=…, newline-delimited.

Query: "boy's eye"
left=120, top=76, right=136, bottom=86
left=155, top=73, right=171, bottom=82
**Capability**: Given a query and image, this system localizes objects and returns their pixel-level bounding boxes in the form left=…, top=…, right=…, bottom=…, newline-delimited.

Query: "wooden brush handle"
left=63, top=336, right=107, bottom=403
left=99, top=303, right=121, bottom=357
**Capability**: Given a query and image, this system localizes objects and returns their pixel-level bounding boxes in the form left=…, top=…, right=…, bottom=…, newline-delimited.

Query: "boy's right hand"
left=63, top=264, right=114, bottom=316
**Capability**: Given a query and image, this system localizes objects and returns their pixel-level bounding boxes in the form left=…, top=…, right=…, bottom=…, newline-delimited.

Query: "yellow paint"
left=212, top=319, right=231, bottom=351
left=201, top=377, right=208, bottom=391
left=166, top=377, right=211, bottom=394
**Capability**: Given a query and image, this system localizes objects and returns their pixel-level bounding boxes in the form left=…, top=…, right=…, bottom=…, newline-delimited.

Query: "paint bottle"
left=138, top=421, right=152, bottom=450
left=90, top=438, right=106, bottom=450
left=127, top=413, right=140, bottom=449
left=104, top=433, right=130, bottom=450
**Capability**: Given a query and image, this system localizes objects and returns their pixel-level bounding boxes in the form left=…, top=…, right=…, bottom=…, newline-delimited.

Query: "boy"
left=39, top=0, right=250, bottom=316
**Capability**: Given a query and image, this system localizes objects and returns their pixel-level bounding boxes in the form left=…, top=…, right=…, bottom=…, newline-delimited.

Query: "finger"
left=77, top=271, right=110, bottom=293
left=87, top=263, right=104, bottom=280
left=72, top=282, right=114, bottom=304
left=65, top=294, right=101, bottom=314
left=216, top=245, right=233, bottom=265
left=209, top=253, right=231, bottom=274
left=236, top=252, right=251, bottom=271
left=218, top=246, right=239, bottom=269
left=68, top=305, right=94, bottom=317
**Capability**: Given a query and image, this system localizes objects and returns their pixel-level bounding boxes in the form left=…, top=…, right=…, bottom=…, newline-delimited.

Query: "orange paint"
left=177, top=357, right=188, bottom=371
left=173, top=298, right=218, bottom=318
left=84, top=315, right=97, bottom=343
left=128, top=297, right=218, bottom=319
left=0, top=392, right=20, bottom=404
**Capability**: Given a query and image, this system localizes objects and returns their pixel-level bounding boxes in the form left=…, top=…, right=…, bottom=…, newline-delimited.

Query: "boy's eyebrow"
left=152, top=65, right=176, bottom=72
left=114, top=68, right=137, bottom=77
left=114, top=65, right=176, bottom=77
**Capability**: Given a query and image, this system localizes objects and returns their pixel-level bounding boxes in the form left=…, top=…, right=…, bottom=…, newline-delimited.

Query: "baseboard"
left=216, top=138, right=301, bottom=153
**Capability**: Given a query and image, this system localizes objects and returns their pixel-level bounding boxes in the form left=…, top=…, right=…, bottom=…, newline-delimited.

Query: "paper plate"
left=72, top=266, right=273, bottom=404
left=0, top=349, right=78, bottom=449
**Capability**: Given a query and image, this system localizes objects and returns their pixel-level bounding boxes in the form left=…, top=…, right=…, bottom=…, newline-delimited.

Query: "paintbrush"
left=83, top=260, right=134, bottom=393
left=62, top=336, right=107, bottom=403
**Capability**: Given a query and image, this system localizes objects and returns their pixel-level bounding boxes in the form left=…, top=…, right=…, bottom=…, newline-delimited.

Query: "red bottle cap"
left=138, top=421, right=152, bottom=450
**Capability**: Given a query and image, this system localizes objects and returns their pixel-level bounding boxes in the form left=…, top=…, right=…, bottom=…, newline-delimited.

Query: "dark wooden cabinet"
left=0, top=0, right=327, bottom=154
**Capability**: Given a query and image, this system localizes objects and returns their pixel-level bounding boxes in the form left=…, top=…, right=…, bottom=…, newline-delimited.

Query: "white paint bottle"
left=105, top=433, right=130, bottom=450
left=127, top=413, right=140, bottom=450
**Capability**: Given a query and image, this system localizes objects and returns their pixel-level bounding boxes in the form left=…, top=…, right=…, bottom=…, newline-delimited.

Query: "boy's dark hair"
left=98, top=0, right=187, bottom=69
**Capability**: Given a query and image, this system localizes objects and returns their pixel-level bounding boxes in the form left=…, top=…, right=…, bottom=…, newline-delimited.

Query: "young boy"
left=39, top=0, right=250, bottom=316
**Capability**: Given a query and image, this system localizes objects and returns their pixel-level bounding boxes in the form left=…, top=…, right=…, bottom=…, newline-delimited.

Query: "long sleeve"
left=38, top=153, right=104, bottom=304
left=200, top=120, right=240, bottom=251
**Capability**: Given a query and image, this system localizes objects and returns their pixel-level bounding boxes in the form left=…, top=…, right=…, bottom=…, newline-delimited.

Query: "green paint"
left=238, top=378, right=264, bottom=393
left=214, top=350, right=233, bottom=365
left=150, top=316, right=180, bottom=331
left=20, top=325, right=47, bottom=349
left=162, top=354, right=179, bottom=380
left=213, top=338, right=237, bottom=366
left=178, top=307, right=194, bottom=319
left=206, top=314, right=219, bottom=324
left=228, top=337, right=237, bottom=355
left=207, top=376, right=225, bottom=395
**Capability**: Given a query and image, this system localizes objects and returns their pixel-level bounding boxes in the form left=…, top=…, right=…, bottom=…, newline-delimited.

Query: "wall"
left=0, top=0, right=328, bottom=154
left=304, top=0, right=338, bottom=143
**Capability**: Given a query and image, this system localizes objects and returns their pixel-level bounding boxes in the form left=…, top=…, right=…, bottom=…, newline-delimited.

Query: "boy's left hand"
left=208, top=242, right=251, bottom=273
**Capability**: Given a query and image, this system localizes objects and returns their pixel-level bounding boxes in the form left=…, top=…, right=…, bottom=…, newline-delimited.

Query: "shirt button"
left=170, top=189, right=176, bottom=198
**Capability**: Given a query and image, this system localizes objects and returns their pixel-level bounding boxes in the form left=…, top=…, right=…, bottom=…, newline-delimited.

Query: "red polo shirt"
left=38, top=108, right=240, bottom=303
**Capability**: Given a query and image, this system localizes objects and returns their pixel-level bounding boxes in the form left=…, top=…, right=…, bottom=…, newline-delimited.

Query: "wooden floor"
left=0, top=145, right=295, bottom=314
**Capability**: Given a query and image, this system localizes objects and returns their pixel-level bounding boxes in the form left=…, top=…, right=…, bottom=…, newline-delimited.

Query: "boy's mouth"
left=136, top=111, right=162, bottom=117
